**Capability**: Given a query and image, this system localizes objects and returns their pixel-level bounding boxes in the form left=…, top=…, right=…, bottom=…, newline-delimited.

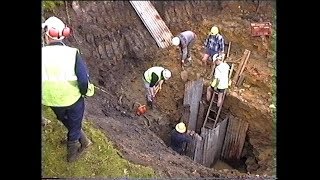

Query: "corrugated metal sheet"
left=129, top=1, right=173, bottom=48
left=183, top=79, right=204, bottom=131
left=221, top=115, right=249, bottom=160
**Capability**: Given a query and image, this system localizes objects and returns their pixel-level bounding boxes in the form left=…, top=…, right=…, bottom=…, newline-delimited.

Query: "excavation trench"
left=44, top=1, right=275, bottom=177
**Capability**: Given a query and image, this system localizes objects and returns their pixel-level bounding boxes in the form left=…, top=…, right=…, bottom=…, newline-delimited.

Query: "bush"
left=42, top=1, right=64, bottom=12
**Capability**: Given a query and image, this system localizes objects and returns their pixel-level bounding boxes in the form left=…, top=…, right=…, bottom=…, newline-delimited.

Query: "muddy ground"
left=44, top=1, right=276, bottom=178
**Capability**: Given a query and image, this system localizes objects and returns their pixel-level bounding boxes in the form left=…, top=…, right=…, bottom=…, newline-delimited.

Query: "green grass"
left=42, top=106, right=156, bottom=178
left=42, top=1, right=64, bottom=12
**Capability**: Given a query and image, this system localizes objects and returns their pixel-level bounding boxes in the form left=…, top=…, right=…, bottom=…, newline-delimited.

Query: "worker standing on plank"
left=202, top=26, right=225, bottom=66
left=170, top=122, right=200, bottom=155
left=143, top=66, right=172, bottom=108
left=42, top=16, right=95, bottom=163
left=206, top=54, right=230, bottom=107
left=171, top=30, right=197, bottom=67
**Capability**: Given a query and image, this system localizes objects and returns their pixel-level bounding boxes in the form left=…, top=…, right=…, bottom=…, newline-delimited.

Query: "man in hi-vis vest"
left=42, top=16, right=95, bottom=162
left=143, top=66, right=172, bottom=108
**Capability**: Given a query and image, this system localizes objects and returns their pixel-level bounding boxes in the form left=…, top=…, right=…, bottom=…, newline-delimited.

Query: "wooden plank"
left=183, top=79, right=204, bottom=131
left=215, top=116, right=229, bottom=161
left=227, top=42, right=231, bottom=58
left=236, top=74, right=245, bottom=87
left=181, top=105, right=190, bottom=126
left=238, top=50, right=251, bottom=77
left=201, top=128, right=209, bottom=165
left=237, top=121, right=249, bottom=159
left=196, top=100, right=206, bottom=133
left=193, top=137, right=204, bottom=163
left=232, top=50, right=249, bottom=83
left=228, top=63, right=234, bottom=85
left=222, top=115, right=234, bottom=159
left=221, top=116, right=249, bottom=160
left=209, top=124, right=222, bottom=166
left=129, top=1, right=173, bottom=48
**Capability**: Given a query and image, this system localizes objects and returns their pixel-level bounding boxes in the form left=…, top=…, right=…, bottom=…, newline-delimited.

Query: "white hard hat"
left=171, top=37, right=180, bottom=46
left=162, top=69, right=172, bottom=80
left=212, top=54, right=223, bottom=62
left=175, top=122, right=186, bottom=133
left=42, top=16, right=66, bottom=40
left=210, top=26, right=219, bottom=35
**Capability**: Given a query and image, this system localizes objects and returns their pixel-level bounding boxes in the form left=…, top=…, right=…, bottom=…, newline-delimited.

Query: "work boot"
left=79, top=130, right=92, bottom=153
left=67, top=140, right=81, bottom=163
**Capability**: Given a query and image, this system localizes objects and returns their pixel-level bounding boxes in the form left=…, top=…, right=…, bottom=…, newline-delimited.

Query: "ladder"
left=202, top=90, right=227, bottom=129
left=202, top=61, right=234, bottom=129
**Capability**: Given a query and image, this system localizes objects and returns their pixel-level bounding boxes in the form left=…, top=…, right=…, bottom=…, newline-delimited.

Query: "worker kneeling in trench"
left=170, top=122, right=201, bottom=155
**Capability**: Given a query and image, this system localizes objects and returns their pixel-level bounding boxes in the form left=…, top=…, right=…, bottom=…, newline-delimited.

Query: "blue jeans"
left=50, top=97, right=85, bottom=141
left=205, top=48, right=219, bottom=61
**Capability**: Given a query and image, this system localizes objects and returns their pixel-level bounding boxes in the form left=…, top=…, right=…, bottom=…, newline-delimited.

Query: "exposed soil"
left=43, top=1, right=276, bottom=178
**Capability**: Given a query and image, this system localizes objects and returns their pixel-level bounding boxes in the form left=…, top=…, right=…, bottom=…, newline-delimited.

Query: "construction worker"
left=206, top=54, right=230, bottom=107
left=170, top=122, right=199, bottom=155
left=202, top=26, right=225, bottom=66
left=143, top=66, right=172, bottom=108
left=42, top=16, right=95, bottom=163
left=171, top=30, right=197, bottom=67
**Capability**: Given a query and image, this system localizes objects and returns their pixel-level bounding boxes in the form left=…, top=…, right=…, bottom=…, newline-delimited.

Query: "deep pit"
left=44, top=1, right=275, bottom=178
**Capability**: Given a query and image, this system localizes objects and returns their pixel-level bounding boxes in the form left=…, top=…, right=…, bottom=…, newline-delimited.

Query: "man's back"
left=170, top=129, right=191, bottom=152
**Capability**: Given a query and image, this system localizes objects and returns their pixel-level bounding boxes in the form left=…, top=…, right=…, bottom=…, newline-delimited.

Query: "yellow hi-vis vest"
left=42, top=45, right=81, bottom=107
left=144, top=66, right=164, bottom=84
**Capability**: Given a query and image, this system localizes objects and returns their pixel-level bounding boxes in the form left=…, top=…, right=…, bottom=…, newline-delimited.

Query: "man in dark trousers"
left=172, top=30, right=197, bottom=67
left=170, top=122, right=199, bottom=155
left=42, top=16, right=95, bottom=162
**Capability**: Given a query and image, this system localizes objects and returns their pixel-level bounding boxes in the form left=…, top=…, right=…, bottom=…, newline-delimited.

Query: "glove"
left=85, top=83, right=95, bottom=97
left=211, top=79, right=218, bottom=88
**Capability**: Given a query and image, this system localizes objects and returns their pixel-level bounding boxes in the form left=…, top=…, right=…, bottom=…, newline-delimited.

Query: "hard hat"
left=171, top=37, right=180, bottom=46
left=210, top=26, right=219, bottom=35
left=175, top=122, right=186, bottom=133
left=42, top=16, right=68, bottom=40
left=212, top=53, right=223, bottom=62
left=162, top=69, right=172, bottom=80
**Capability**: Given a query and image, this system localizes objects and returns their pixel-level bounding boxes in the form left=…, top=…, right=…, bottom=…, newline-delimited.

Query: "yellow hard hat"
left=175, top=122, right=186, bottom=133
left=210, top=26, right=219, bottom=35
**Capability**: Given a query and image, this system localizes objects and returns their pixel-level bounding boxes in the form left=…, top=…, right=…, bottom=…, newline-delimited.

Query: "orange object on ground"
left=136, top=104, right=147, bottom=116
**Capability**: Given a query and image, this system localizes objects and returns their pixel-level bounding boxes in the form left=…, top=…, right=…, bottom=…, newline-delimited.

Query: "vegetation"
left=42, top=1, right=64, bottom=12
left=42, top=106, right=155, bottom=178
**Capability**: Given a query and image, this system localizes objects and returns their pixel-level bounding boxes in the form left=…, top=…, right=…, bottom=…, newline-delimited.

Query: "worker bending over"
left=143, top=66, right=171, bottom=108
left=170, top=122, right=201, bottom=155
left=172, top=30, right=197, bottom=67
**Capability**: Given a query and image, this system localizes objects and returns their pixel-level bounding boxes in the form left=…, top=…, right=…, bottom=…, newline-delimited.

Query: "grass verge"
left=42, top=106, right=155, bottom=178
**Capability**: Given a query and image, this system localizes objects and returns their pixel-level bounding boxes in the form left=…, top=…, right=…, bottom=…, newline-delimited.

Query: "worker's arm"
left=181, top=47, right=188, bottom=63
left=75, top=51, right=89, bottom=95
